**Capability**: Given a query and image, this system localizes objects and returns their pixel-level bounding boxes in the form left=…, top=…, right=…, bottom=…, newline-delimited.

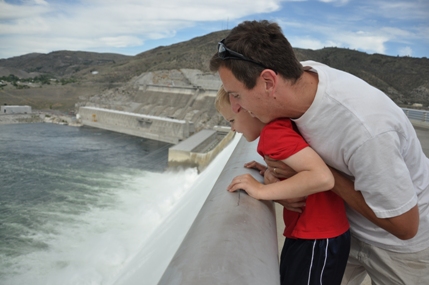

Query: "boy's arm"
left=265, top=157, right=418, bottom=240
left=228, top=147, right=334, bottom=200
left=244, top=160, right=307, bottom=213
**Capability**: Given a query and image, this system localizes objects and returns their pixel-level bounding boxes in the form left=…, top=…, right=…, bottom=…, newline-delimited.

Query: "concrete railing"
left=159, top=136, right=280, bottom=285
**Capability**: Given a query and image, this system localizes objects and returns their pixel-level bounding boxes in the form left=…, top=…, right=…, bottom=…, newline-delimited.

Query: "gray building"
left=1, top=105, right=32, bottom=114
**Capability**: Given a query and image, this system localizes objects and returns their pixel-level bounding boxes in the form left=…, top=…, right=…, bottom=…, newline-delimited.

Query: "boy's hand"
left=244, top=160, right=267, bottom=176
left=228, top=174, right=264, bottom=200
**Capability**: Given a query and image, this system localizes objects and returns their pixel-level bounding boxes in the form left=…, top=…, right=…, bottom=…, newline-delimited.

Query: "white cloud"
left=279, top=18, right=390, bottom=54
left=318, top=0, right=350, bottom=5
left=373, top=0, right=429, bottom=21
left=100, top=36, right=144, bottom=48
left=0, top=0, right=51, bottom=20
left=31, top=0, right=49, bottom=5
left=0, top=0, right=427, bottom=58
left=288, top=37, right=326, bottom=50
left=0, top=16, right=51, bottom=34
left=0, top=0, right=284, bottom=58
left=343, top=33, right=388, bottom=54
left=398, top=46, right=412, bottom=57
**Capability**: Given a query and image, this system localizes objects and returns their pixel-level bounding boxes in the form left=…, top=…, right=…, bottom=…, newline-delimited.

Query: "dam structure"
left=78, top=106, right=194, bottom=144
left=76, top=69, right=225, bottom=136
left=77, top=69, right=232, bottom=169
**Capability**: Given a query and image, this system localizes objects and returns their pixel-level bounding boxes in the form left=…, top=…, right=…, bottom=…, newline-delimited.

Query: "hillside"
left=0, top=29, right=428, bottom=113
left=0, top=51, right=131, bottom=77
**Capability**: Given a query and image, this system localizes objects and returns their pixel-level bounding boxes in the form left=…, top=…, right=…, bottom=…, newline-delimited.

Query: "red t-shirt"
left=257, top=118, right=349, bottom=239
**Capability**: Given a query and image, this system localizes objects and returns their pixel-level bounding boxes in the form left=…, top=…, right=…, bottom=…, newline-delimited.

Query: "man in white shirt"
left=210, top=20, right=429, bottom=284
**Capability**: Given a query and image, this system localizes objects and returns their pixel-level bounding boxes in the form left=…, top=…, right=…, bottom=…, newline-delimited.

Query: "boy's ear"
left=260, top=69, right=277, bottom=94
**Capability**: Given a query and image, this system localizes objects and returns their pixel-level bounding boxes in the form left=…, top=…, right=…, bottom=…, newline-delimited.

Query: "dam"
left=78, top=106, right=195, bottom=144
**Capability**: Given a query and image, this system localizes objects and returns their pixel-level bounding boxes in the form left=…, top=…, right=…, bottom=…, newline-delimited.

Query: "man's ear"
left=260, top=69, right=277, bottom=94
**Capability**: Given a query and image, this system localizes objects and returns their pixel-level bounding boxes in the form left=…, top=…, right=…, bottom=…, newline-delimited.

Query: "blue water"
left=0, top=123, right=199, bottom=284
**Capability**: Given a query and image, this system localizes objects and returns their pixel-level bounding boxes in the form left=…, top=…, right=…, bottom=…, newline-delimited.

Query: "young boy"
left=215, top=86, right=350, bottom=285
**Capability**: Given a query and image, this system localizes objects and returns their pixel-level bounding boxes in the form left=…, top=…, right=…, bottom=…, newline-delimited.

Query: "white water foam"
left=2, top=134, right=241, bottom=285
left=113, top=134, right=241, bottom=285
left=2, top=168, right=200, bottom=285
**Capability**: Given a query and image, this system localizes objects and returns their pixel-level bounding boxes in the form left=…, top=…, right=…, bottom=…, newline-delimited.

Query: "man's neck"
left=285, top=70, right=318, bottom=119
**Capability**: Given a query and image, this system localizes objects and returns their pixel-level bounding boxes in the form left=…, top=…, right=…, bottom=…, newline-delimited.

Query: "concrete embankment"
left=168, top=127, right=234, bottom=172
left=76, top=69, right=225, bottom=134
left=78, top=106, right=235, bottom=171
left=0, top=112, right=80, bottom=126
left=79, top=106, right=194, bottom=144
left=0, top=113, right=43, bottom=125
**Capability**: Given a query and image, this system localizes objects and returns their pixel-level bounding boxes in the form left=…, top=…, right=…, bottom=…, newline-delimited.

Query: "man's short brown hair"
left=210, top=20, right=303, bottom=89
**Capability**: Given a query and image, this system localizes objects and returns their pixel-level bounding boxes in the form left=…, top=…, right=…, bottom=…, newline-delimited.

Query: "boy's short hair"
left=215, top=85, right=230, bottom=112
left=210, top=20, right=303, bottom=89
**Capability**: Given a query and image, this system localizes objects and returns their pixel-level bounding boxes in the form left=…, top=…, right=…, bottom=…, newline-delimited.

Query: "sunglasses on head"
left=217, top=39, right=269, bottom=69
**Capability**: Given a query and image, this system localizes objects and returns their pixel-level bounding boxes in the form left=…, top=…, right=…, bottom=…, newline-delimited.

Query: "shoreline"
left=0, top=112, right=82, bottom=126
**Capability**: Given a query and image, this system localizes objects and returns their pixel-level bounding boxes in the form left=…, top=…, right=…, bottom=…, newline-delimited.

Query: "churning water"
left=0, top=123, right=201, bottom=284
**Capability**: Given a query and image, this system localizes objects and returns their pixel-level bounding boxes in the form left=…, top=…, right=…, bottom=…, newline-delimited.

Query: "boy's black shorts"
left=280, top=230, right=351, bottom=285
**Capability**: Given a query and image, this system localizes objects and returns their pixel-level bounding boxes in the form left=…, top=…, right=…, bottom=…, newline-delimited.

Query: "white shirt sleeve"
left=348, top=131, right=418, bottom=218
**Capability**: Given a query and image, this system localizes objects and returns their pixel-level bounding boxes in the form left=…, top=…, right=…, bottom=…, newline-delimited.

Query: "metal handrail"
left=402, top=108, right=429, bottom=123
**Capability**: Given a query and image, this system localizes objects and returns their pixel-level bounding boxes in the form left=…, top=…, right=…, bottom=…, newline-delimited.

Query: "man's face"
left=218, top=66, right=273, bottom=123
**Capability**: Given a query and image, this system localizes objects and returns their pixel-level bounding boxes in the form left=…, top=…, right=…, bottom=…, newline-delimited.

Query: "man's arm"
left=331, top=169, right=419, bottom=240
left=265, top=156, right=419, bottom=240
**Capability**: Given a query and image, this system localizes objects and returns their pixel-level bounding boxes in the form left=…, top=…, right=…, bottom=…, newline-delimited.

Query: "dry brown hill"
left=1, top=29, right=428, bottom=112
left=0, top=51, right=131, bottom=77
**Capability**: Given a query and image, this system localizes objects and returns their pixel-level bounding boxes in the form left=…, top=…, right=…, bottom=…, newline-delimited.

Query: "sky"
left=0, top=0, right=428, bottom=60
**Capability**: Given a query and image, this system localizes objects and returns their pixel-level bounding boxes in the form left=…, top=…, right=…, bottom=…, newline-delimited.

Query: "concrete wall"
left=168, top=130, right=235, bottom=172
left=112, top=135, right=279, bottom=285
left=160, top=135, right=280, bottom=285
left=78, top=106, right=194, bottom=144
left=80, top=69, right=226, bottom=133
left=1, top=105, right=31, bottom=114
left=142, top=84, right=198, bottom=95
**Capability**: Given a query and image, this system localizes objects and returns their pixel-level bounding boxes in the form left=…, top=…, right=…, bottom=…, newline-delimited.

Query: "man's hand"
left=265, top=156, right=296, bottom=180
left=244, top=160, right=267, bottom=176
left=274, top=198, right=306, bottom=213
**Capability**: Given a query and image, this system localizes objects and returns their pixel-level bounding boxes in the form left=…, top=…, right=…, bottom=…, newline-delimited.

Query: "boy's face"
left=219, top=102, right=264, bottom=142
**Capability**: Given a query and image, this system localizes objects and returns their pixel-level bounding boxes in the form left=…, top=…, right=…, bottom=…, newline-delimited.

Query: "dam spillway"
left=78, top=106, right=195, bottom=144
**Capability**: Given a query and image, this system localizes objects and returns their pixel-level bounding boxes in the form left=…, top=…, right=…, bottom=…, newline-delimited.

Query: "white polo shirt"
left=294, top=61, right=429, bottom=253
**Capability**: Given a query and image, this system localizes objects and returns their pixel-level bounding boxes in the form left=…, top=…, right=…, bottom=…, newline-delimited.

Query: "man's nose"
left=229, top=95, right=241, bottom=114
